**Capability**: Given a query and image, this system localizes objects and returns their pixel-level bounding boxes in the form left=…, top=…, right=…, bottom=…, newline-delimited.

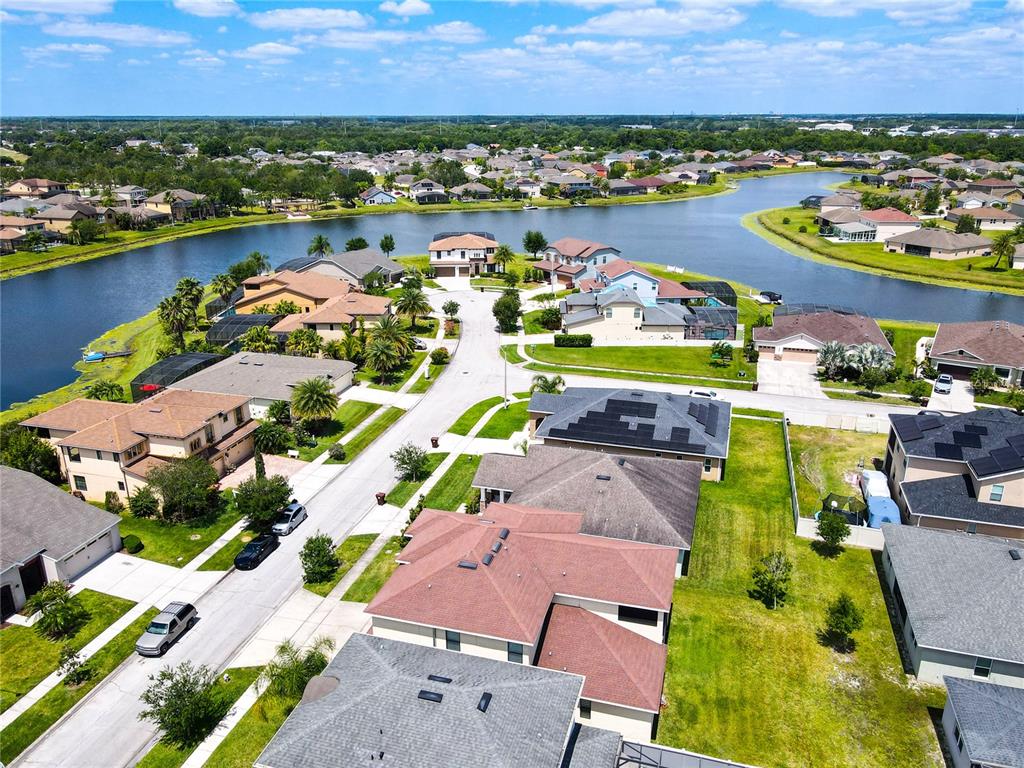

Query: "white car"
left=689, top=389, right=718, bottom=399
left=271, top=502, right=307, bottom=536
left=932, top=374, right=953, bottom=395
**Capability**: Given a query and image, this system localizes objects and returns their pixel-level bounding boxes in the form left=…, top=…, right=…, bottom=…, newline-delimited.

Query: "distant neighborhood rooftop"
left=169, top=353, right=355, bottom=401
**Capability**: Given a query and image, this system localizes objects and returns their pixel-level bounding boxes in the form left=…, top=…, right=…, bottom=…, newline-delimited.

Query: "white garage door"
left=781, top=348, right=818, bottom=363
left=61, top=530, right=116, bottom=580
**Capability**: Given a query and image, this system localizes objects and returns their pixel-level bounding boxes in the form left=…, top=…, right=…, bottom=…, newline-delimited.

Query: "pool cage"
left=205, top=314, right=283, bottom=348
left=129, top=352, right=224, bottom=402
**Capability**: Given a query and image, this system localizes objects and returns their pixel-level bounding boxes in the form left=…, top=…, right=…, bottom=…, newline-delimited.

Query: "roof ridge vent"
left=1010, top=549, right=1021, bottom=561
left=595, top=474, right=611, bottom=481
left=457, top=560, right=478, bottom=570
left=418, top=690, right=443, bottom=703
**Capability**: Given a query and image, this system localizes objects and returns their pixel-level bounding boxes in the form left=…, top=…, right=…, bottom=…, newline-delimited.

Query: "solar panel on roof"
left=991, top=446, right=1024, bottom=471
left=694, top=404, right=708, bottom=426
left=706, top=405, right=719, bottom=437
left=1007, top=434, right=1024, bottom=452
left=934, top=443, right=963, bottom=460
left=917, top=416, right=942, bottom=431
left=969, top=456, right=1001, bottom=477
left=952, top=431, right=982, bottom=448
left=482, top=553, right=494, bottom=566
left=893, top=416, right=923, bottom=442
left=964, top=424, right=989, bottom=435
left=687, top=402, right=698, bottom=417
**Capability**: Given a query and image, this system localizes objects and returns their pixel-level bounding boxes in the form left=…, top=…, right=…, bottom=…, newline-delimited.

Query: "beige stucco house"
left=427, top=231, right=498, bottom=277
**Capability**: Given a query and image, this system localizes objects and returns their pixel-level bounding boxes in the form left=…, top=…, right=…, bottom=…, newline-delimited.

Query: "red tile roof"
left=657, top=278, right=705, bottom=300
left=858, top=207, right=920, bottom=223
left=537, top=605, right=666, bottom=712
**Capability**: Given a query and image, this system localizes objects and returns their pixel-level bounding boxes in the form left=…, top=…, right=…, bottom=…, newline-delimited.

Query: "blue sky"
left=1, top=0, right=1022, bottom=116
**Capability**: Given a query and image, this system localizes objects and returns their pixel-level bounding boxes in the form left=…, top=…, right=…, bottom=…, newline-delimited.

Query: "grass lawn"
left=203, top=686, right=299, bottom=768
left=341, top=536, right=406, bottom=603
left=788, top=426, right=888, bottom=519
left=449, top=395, right=504, bottom=435
left=476, top=401, right=529, bottom=439
left=398, top=316, right=438, bottom=337
left=0, top=608, right=160, bottom=764
left=386, top=452, right=448, bottom=507
left=523, top=361, right=755, bottom=392
left=118, top=502, right=242, bottom=567
left=825, top=390, right=917, bottom=407
left=303, top=533, right=379, bottom=598
left=658, top=420, right=944, bottom=767
left=358, top=351, right=426, bottom=392
left=0, top=590, right=135, bottom=714
left=421, top=454, right=482, bottom=511
left=334, top=406, right=406, bottom=464
left=521, top=309, right=557, bottom=335
left=526, top=344, right=756, bottom=380
left=294, top=400, right=380, bottom=461
left=500, top=345, right=526, bottom=364
left=407, top=363, right=445, bottom=394
left=879, top=320, right=936, bottom=371
left=196, top=527, right=258, bottom=572
left=753, top=206, right=1024, bottom=295
left=135, top=667, right=262, bottom=768
left=733, top=407, right=784, bottom=419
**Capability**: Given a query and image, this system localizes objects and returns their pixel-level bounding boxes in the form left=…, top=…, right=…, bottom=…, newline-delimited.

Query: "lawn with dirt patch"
left=386, top=452, right=448, bottom=507
left=293, top=400, right=381, bottom=461
left=788, top=426, right=888, bottom=519
left=304, top=533, right=379, bottom=598
left=118, top=502, right=243, bottom=567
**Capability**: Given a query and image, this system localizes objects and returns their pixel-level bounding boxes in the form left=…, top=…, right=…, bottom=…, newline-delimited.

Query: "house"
left=20, top=389, right=256, bottom=503
left=929, top=321, right=1024, bottom=387
left=947, top=206, right=1021, bottom=231
left=883, top=229, right=991, bottom=260
left=144, top=189, right=210, bottom=221
left=881, top=168, right=938, bottom=185
left=31, top=204, right=104, bottom=235
left=0, top=197, right=53, bottom=216
left=168, top=353, right=355, bottom=418
left=818, top=193, right=861, bottom=215
left=275, top=248, right=404, bottom=288
left=965, top=177, right=1021, bottom=199
left=886, top=409, right=1024, bottom=540
left=940, top=677, right=1024, bottom=768
left=855, top=207, right=921, bottom=241
left=111, top=205, right=171, bottom=228
left=954, top=191, right=1002, bottom=210
left=581, top=259, right=705, bottom=305
left=879, top=524, right=1024, bottom=687
left=472, top=444, right=700, bottom=576
left=753, top=306, right=894, bottom=363
left=5, top=178, right=68, bottom=198
left=427, top=231, right=499, bottom=277
left=253, top=633, right=622, bottom=768
left=233, top=270, right=356, bottom=314
left=358, top=186, right=397, bottom=206
left=0, top=214, right=46, bottom=236
left=449, top=182, right=493, bottom=201
left=561, top=288, right=736, bottom=343
left=270, top=290, right=392, bottom=340
left=0, top=467, right=122, bottom=620
left=537, top=237, right=621, bottom=285
left=366, top=503, right=674, bottom=741
left=505, top=177, right=542, bottom=198
left=413, top=189, right=450, bottom=205
left=606, top=179, right=645, bottom=197
left=529, top=388, right=731, bottom=481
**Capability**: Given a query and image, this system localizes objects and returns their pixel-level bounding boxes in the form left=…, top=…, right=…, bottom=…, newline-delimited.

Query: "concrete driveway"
left=927, top=378, right=975, bottom=413
left=756, top=360, right=826, bottom=399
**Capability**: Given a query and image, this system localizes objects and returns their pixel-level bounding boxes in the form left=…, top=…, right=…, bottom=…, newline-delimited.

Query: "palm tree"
left=371, top=315, right=412, bottom=358
left=307, top=234, right=332, bottom=259
left=285, top=328, right=322, bottom=357
left=394, top=286, right=432, bottom=332
left=492, top=243, right=515, bottom=273
left=846, top=343, right=890, bottom=373
left=340, top=325, right=364, bottom=365
left=991, top=231, right=1016, bottom=270
left=322, top=340, right=346, bottom=360
left=175, top=277, right=204, bottom=314
left=67, top=218, right=86, bottom=246
left=291, top=377, right=338, bottom=423
left=247, top=250, right=271, bottom=274
left=238, top=325, right=279, bottom=353
left=261, top=636, right=335, bottom=699
left=210, top=273, right=237, bottom=305
left=22, top=230, right=46, bottom=252
left=817, top=340, right=848, bottom=381
left=163, top=190, right=179, bottom=222
left=364, top=335, right=402, bottom=383
left=530, top=374, right=565, bottom=394
left=157, top=294, right=193, bottom=349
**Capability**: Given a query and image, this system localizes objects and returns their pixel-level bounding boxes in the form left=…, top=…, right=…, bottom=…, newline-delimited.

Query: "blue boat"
left=82, top=349, right=132, bottom=363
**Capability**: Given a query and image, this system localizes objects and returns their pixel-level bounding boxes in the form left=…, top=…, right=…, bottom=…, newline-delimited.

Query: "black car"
left=234, top=534, right=279, bottom=570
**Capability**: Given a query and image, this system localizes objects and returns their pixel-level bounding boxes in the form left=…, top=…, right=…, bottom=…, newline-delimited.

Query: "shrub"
left=0, top=423, right=62, bottom=485
left=58, top=643, right=92, bottom=687
left=798, top=224, right=807, bottom=233
left=905, top=379, right=930, bottom=403
left=816, top=512, right=850, bottom=555
left=823, top=593, right=864, bottom=652
left=300, top=532, right=338, bottom=584
left=464, top=491, right=481, bottom=515
left=129, top=486, right=160, bottom=518
left=25, top=581, right=88, bottom=639
left=146, top=457, right=220, bottom=523
left=553, top=334, right=592, bottom=348
left=139, top=662, right=220, bottom=748
left=235, top=474, right=293, bottom=532
left=291, top=423, right=315, bottom=448
left=430, top=347, right=450, bottom=365
left=782, top=216, right=790, bottom=225
left=746, top=348, right=760, bottom=363
left=539, top=306, right=563, bottom=330
left=122, top=534, right=143, bottom=554
left=254, top=421, right=292, bottom=453
left=750, top=551, right=792, bottom=610
left=103, top=491, right=124, bottom=514
left=328, top=443, right=346, bottom=461
left=262, top=637, right=334, bottom=699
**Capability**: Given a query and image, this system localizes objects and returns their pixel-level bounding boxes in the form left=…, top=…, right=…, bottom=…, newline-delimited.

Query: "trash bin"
left=752, top=382, right=759, bottom=392
left=430, top=436, right=440, bottom=448
left=375, top=492, right=386, bottom=505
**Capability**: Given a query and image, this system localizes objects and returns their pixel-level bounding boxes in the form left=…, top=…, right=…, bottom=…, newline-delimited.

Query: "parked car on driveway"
left=413, top=339, right=428, bottom=351
left=272, top=501, right=307, bottom=536
left=135, top=602, right=197, bottom=657
left=933, top=374, right=953, bottom=395
left=234, top=533, right=279, bottom=570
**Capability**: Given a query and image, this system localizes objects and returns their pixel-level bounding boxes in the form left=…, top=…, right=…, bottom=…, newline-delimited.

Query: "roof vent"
left=498, top=528, right=510, bottom=540
left=596, top=474, right=611, bottom=481
left=1011, top=549, right=1022, bottom=561
left=482, top=553, right=494, bottom=566
left=148, top=407, right=163, bottom=413
left=457, top=560, right=478, bottom=570
left=477, top=692, right=492, bottom=713
left=491, top=541, right=502, bottom=554
left=617, top=458, right=625, bottom=466
left=427, top=674, right=452, bottom=684
left=418, top=690, right=443, bottom=703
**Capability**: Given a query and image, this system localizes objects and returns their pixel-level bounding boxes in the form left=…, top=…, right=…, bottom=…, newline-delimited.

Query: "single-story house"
left=965, top=178, right=1022, bottom=198
left=359, top=186, right=397, bottom=206
left=529, top=387, right=732, bottom=482
left=855, top=207, right=921, bottom=241
left=270, top=290, right=391, bottom=340
left=752, top=306, right=894, bottom=363
left=472, top=444, right=700, bottom=576
left=929, top=320, right=1024, bottom=387
left=879, top=524, right=1024, bottom=688
left=1, top=466, right=122, bottom=620
left=168, top=352, right=355, bottom=418
left=947, top=207, right=1022, bottom=231
left=275, top=248, right=404, bottom=288
left=606, top=179, right=645, bottom=197
left=448, top=182, right=493, bottom=201
left=883, top=229, right=991, bottom=260
left=818, top=193, right=861, bottom=215
left=428, top=231, right=499, bottom=277
left=253, top=633, right=621, bottom=768
left=941, top=677, right=1024, bottom=768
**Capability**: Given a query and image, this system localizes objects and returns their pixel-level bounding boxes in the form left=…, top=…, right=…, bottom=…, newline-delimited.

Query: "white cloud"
left=44, top=20, right=193, bottom=46
left=514, top=33, right=545, bottom=45
left=779, top=0, right=971, bottom=24
left=217, top=24, right=227, bottom=33
left=379, top=0, right=431, bottom=17
left=779, top=29, right=800, bottom=38
left=379, top=57, right=396, bottom=65
left=0, top=0, right=112, bottom=13
left=179, top=49, right=224, bottom=67
left=230, top=41, right=302, bottom=59
left=304, top=19, right=484, bottom=48
left=172, top=0, right=239, bottom=17
left=24, top=42, right=111, bottom=60
left=427, top=20, right=485, bottom=43
left=247, top=7, right=370, bottom=30
left=557, top=6, right=746, bottom=37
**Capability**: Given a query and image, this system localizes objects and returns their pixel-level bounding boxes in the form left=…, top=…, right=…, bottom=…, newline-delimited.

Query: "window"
left=990, top=484, right=1004, bottom=502
left=703, top=458, right=713, bottom=473
left=967, top=522, right=977, bottom=534
left=445, top=630, right=460, bottom=652
left=507, top=642, right=523, bottom=663
left=633, top=308, right=642, bottom=319
left=118, top=481, right=126, bottom=491
left=205, top=424, right=215, bottom=444
left=579, top=699, right=591, bottom=719
left=604, top=309, right=613, bottom=319
left=73, top=475, right=88, bottom=491
left=95, top=450, right=103, bottom=460
left=233, top=406, right=244, bottom=425
left=189, top=438, right=202, bottom=453
left=973, top=657, right=992, bottom=678
left=618, top=605, right=659, bottom=626
left=68, top=447, right=81, bottom=463
left=954, top=722, right=964, bottom=752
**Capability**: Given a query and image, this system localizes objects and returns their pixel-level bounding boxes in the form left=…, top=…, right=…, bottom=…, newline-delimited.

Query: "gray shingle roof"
left=0, top=466, right=120, bottom=570
left=565, top=725, right=622, bottom=768
left=530, top=387, right=731, bottom=459
left=275, top=248, right=404, bottom=281
left=882, top=525, right=1024, bottom=662
left=169, top=352, right=354, bottom=402
left=473, top=445, right=700, bottom=549
left=901, top=474, right=1024, bottom=529
left=944, top=677, right=1024, bottom=767
left=890, top=409, right=1024, bottom=477
left=254, top=633, right=585, bottom=768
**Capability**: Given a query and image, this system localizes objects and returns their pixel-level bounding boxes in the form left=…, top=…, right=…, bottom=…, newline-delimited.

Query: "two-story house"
left=427, top=231, right=499, bottom=277
left=144, top=189, right=210, bottom=221
left=537, top=237, right=621, bottom=286
left=5, top=178, right=68, bottom=198
left=885, top=410, right=1024, bottom=540
left=366, top=503, right=674, bottom=742
left=233, top=270, right=355, bottom=314
left=580, top=259, right=706, bottom=305
left=20, top=389, right=257, bottom=503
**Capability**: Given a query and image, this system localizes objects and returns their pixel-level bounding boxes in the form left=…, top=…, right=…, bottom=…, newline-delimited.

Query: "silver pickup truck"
left=135, top=602, right=197, bottom=657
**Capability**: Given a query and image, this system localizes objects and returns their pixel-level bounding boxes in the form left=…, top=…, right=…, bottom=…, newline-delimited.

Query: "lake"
left=2, top=171, right=1022, bottom=409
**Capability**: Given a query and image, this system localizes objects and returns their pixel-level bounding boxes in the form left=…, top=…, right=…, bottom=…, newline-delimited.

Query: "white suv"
left=272, top=502, right=307, bottom=535
left=932, top=374, right=953, bottom=395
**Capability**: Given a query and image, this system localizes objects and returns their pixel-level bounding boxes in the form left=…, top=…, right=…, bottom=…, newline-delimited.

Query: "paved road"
left=17, top=288, right=532, bottom=768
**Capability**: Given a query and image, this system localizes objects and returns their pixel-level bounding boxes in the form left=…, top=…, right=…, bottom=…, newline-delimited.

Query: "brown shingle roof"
left=931, top=321, right=1024, bottom=368
left=549, top=237, right=617, bottom=259
left=21, top=399, right=134, bottom=434
left=753, top=311, right=895, bottom=354
left=428, top=233, right=497, bottom=250
left=949, top=207, right=1021, bottom=221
